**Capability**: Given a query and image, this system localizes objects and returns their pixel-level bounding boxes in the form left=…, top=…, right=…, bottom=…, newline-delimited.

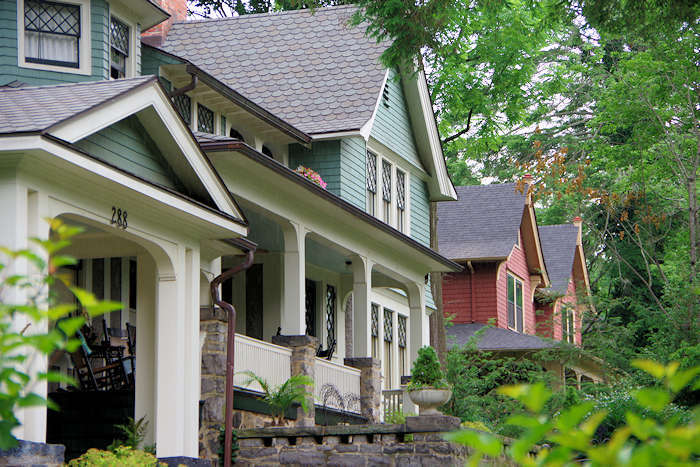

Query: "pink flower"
left=295, top=166, right=327, bottom=189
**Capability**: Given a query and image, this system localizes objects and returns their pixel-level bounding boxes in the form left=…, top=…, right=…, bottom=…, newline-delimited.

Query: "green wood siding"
left=339, top=136, right=366, bottom=210
left=410, top=176, right=430, bottom=247
left=74, top=115, right=182, bottom=189
left=141, top=45, right=183, bottom=77
left=370, top=69, right=424, bottom=171
left=0, top=0, right=110, bottom=86
left=289, top=141, right=342, bottom=197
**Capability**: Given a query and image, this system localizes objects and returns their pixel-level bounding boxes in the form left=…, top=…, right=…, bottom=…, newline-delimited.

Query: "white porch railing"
left=315, top=358, right=361, bottom=413
left=233, top=333, right=291, bottom=392
left=382, top=389, right=403, bottom=419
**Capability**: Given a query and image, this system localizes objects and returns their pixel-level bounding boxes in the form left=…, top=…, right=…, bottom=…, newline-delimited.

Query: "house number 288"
left=111, top=206, right=128, bottom=229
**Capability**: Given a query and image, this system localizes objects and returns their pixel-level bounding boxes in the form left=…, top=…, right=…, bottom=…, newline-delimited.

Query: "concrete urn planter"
left=407, top=388, right=452, bottom=415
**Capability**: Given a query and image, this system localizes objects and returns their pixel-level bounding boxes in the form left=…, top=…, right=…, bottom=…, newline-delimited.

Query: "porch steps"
left=47, top=389, right=135, bottom=461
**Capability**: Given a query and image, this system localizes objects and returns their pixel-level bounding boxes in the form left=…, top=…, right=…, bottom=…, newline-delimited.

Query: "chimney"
left=573, top=216, right=583, bottom=245
left=141, top=0, right=187, bottom=47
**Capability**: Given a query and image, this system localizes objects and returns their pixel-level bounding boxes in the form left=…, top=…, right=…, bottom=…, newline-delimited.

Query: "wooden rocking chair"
left=69, top=346, right=128, bottom=391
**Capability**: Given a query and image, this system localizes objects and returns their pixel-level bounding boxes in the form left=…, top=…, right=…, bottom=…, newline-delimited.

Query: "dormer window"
left=197, top=103, right=214, bottom=133
left=19, top=0, right=90, bottom=74
left=366, top=150, right=377, bottom=216
left=382, top=159, right=392, bottom=224
left=24, top=0, right=80, bottom=68
left=110, top=16, right=129, bottom=79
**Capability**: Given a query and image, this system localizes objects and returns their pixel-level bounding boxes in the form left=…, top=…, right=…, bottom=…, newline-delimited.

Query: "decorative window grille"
left=173, top=94, right=191, bottom=125
left=382, top=160, right=392, bottom=223
left=383, top=308, right=393, bottom=389
left=396, top=169, right=406, bottom=232
left=507, top=274, right=524, bottom=332
left=197, top=103, right=214, bottom=133
left=24, top=0, right=80, bottom=68
left=325, top=285, right=336, bottom=349
left=110, top=16, right=129, bottom=79
left=366, top=151, right=377, bottom=216
left=398, top=315, right=407, bottom=376
left=371, top=303, right=379, bottom=359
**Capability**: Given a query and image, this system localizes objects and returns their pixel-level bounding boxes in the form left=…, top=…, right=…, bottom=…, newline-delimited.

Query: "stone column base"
left=344, top=357, right=381, bottom=423
left=272, top=334, right=318, bottom=427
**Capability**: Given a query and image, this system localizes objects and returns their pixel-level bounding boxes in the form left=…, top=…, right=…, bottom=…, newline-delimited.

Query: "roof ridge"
left=175, top=4, right=356, bottom=25
left=0, top=75, right=154, bottom=94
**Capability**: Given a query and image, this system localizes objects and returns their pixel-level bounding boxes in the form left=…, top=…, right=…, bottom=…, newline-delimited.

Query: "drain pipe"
left=210, top=238, right=256, bottom=467
left=169, top=73, right=197, bottom=98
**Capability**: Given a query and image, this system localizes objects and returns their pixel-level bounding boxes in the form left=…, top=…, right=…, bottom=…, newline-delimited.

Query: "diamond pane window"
left=173, top=94, right=191, bottom=125
left=371, top=303, right=379, bottom=337
left=367, top=151, right=377, bottom=193
left=197, top=103, right=214, bottom=133
left=382, top=160, right=392, bottom=202
left=397, top=170, right=405, bottom=210
left=24, top=0, right=80, bottom=68
left=110, top=17, right=129, bottom=55
left=325, top=285, right=336, bottom=349
left=384, top=309, right=393, bottom=343
left=398, top=315, right=406, bottom=348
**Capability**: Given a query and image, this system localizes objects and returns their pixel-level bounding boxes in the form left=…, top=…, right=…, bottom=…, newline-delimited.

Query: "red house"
left=438, top=183, right=590, bottom=350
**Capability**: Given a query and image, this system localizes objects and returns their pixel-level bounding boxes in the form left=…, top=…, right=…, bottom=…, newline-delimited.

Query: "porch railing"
left=382, top=389, right=404, bottom=419
left=314, top=358, right=361, bottom=413
left=233, top=333, right=292, bottom=391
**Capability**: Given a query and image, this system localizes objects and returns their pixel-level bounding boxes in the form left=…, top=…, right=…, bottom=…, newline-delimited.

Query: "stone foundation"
left=0, top=440, right=65, bottom=466
left=235, top=415, right=514, bottom=466
left=199, top=306, right=228, bottom=461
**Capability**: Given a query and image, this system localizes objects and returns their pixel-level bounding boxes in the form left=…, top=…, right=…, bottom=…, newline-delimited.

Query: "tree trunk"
left=429, top=201, right=447, bottom=365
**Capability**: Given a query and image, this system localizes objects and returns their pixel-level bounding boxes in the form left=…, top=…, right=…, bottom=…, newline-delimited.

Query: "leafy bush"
left=408, top=346, right=449, bottom=390
left=217, top=425, right=239, bottom=466
left=0, top=219, right=120, bottom=449
left=446, top=360, right=700, bottom=466
left=240, top=371, right=313, bottom=426
left=68, top=446, right=164, bottom=466
left=107, top=416, right=148, bottom=451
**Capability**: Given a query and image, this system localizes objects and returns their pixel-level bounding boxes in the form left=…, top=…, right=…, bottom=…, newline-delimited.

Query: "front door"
left=305, top=279, right=316, bottom=337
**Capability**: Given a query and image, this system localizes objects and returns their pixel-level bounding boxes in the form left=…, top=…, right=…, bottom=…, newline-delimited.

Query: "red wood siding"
left=500, top=230, right=536, bottom=333
left=442, top=262, right=499, bottom=325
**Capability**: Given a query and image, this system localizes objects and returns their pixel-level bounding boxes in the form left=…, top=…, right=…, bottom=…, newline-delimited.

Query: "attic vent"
left=382, top=83, right=390, bottom=108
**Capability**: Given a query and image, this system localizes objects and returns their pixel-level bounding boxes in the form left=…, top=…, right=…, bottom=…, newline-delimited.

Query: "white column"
left=282, top=221, right=306, bottom=334
left=407, top=282, right=428, bottom=364
left=135, top=254, right=157, bottom=446
left=154, top=248, right=186, bottom=457
left=351, top=255, right=372, bottom=357
left=183, top=247, right=200, bottom=456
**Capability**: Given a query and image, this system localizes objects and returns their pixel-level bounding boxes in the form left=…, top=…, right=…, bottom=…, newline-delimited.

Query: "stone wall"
left=199, top=307, right=228, bottom=461
left=235, top=415, right=514, bottom=466
left=0, top=440, right=64, bottom=466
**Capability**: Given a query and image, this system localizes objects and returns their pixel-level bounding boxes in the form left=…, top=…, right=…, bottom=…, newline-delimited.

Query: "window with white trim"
left=197, top=103, right=214, bottom=133
left=383, top=308, right=393, bottom=389
left=507, top=273, right=524, bottom=332
left=381, top=159, right=392, bottom=224
left=109, top=15, right=129, bottom=79
left=23, top=0, right=80, bottom=68
left=396, top=169, right=406, bottom=233
left=562, top=308, right=575, bottom=343
left=371, top=303, right=379, bottom=359
left=398, top=314, right=407, bottom=377
left=366, top=150, right=377, bottom=216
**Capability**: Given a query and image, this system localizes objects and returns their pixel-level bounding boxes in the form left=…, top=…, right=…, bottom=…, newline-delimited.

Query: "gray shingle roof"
left=0, top=76, right=154, bottom=134
left=539, top=224, right=578, bottom=294
left=160, top=6, right=387, bottom=134
left=437, top=184, right=526, bottom=260
left=447, top=323, right=555, bottom=351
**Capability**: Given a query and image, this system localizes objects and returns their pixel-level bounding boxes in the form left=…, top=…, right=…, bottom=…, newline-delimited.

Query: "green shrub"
left=408, top=346, right=449, bottom=390
left=240, top=371, right=313, bottom=425
left=107, top=416, right=149, bottom=452
left=217, top=425, right=239, bottom=466
left=68, top=446, right=164, bottom=466
left=446, top=360, right=700, bottom=466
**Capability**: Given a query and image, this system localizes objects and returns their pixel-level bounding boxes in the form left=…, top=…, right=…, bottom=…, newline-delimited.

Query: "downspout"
left=169, top=73, right=197, bottom=98
left=210, top=238, right=256, bottom=467
left=467, top=261, right=475, bottom=323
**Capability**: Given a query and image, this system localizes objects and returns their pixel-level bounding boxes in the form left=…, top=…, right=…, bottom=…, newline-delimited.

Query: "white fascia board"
left=359, top=69, right=391, bottom=141
left=310, top=130, right=364, bottom=141
left=1, top=135, right=247, bottom=237
left=47, top=82, right=244, bottom=220
left=401, top=67, right=457, bottom=201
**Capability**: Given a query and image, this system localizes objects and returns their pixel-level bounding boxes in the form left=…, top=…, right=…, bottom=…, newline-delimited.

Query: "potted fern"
left=240, top=371, right=313, bottom=426
left=406, top=346, right=451, bottom=415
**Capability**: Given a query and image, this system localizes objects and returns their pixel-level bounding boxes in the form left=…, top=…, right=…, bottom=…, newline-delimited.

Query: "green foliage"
left=408, top=346, right=448, bottom=390
left=67, top=446, right=165, bottom=467
left=240, top=371, right=313, bottom=425
left=0, top=219, right=121, bottom=449
left=107, top=416, right=149, bottom=451
left=217, top=425, right=239, bottom=466
left=447, top=360, right=700, bottom=466
left=187, top=0, right=351, bottom=17
left=385, top=409, right=416, bottom=425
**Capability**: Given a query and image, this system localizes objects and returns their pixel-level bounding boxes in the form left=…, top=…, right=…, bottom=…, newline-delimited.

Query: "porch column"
left=351, top=255, right=372, bottom=357
left=407, top=282, right=429, bottom=364
left=282, top=221, right=306, bottom=334
left=135, top=254, right=157, bottom=446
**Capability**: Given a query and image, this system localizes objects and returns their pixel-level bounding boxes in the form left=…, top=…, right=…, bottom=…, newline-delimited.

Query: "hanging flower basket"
left=295, top=166, right=327, bottom=189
